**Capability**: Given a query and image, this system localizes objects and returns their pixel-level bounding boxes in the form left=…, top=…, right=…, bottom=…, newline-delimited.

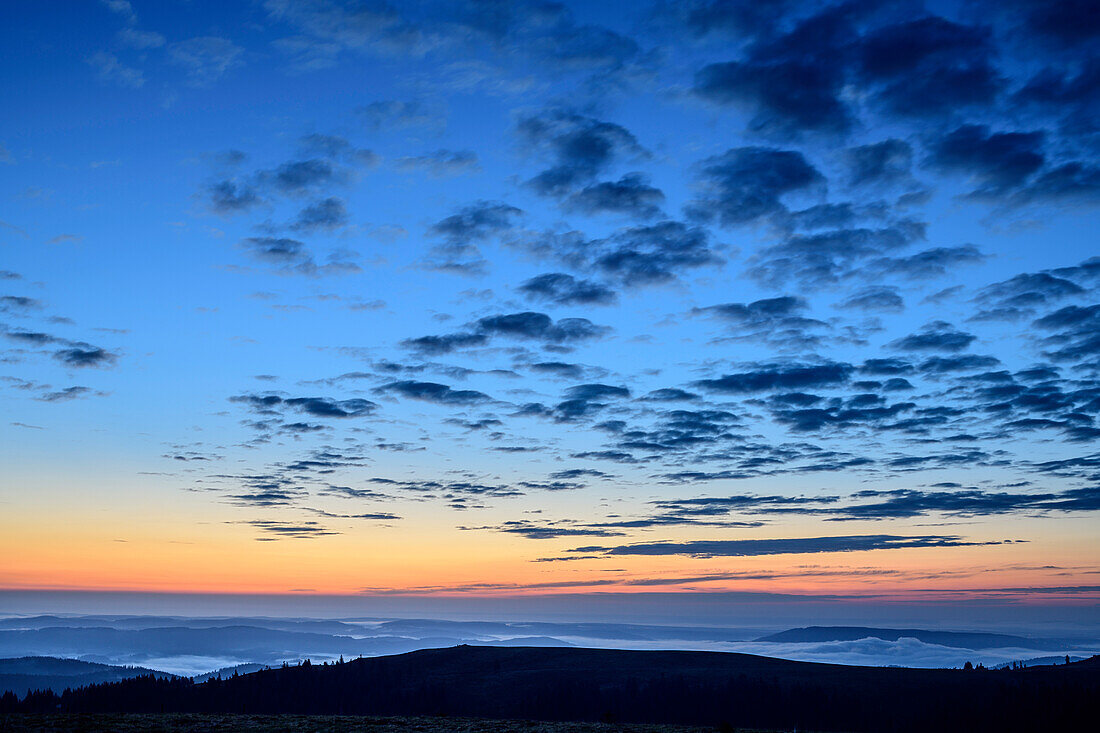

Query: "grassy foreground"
left=0, top=714, right=769, bottom=732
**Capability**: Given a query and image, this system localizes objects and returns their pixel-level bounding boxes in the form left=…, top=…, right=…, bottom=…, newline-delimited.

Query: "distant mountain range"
left=755, top=625, right=1083, bottom=650
left=1, top=615, right=1095, bottom=675
left=0, top=657, right=173, bottom=697
left=5, top=646, right=1098, bottom=733
left=993, top=655, right=1091, bottom=669
left=0, top=624, right=572, bottom=670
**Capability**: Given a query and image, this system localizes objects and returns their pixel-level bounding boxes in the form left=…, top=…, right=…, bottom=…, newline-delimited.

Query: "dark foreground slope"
left=4, top=646, right=1099, bottom=732
left=0, top=657, right=174, bottom=697
left=0, top=712, right=721, bottom=733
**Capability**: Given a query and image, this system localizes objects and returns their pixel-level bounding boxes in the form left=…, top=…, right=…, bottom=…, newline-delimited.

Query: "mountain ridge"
left=5, top=645, right=1097, bottom=732
left=754, top=625, right=1084, bottom=650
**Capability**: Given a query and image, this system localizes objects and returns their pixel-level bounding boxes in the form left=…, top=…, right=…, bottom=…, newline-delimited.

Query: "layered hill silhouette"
left=755, top=625, right=1082, bottom=651
left=0, top=624, right=572, bottom=670
left=4, top=645, right=1097, bottom=732
left=0, top=657, right=173, bottom=698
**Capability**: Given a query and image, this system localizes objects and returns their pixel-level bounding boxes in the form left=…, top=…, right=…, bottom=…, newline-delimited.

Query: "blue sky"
left=1, top=0, right=1098, bottom=618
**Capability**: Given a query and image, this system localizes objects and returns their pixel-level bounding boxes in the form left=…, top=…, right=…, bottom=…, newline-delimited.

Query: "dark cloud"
left=685, top=147, right=822, bottom=226
left=244, top=520, right=338, bottom=540
left=1009, top=0, right=1100, bottom=47
left=425, top=200, right=523, bottom=274
left=516, top=110, right=647, bottom=197
left=1011, top=161, right=1100, bottom=207
left=647, top=485, right=1100, bottom=523
left=837, top=286, right=904, bottom=312
left=525, top=358, right=594, bottom=376
left=550, top=468, right=614, bottom=480
left=1033, top=303, right=1100, bottom=362
left=693, top=296, right=829, bottom=349
left=655, top=0, right=797, bottom=39
left=652, top=493, right=837, bottom=516
left=571, top=534, right=1008, bottom=558
left=883, top=378, right=914, bottom=391
left=204, top=180, right=262, bottom=215
left=305, top=508, right=401, bottom=521
left=237, top=236, right=359, bottom=277
left=566, top=173, right=665, bottom=218
left=694, top=361, right=853, bottom=394
left=858, top=16, right=1002, bottom=118
left=553, top=383, right=631, bottom=422
left=927, top=124, right=1046, bottom=197
left=260, top=159, right=342, bottom=195
left=640, top=388, right=699, bottom=402
left=589, top=221, right=721, bottom=286
left=283, top=397, right=376, bottom=418
left=868, top=245, right=986, bottom=281
left=516, top=220, right=722, bottom=287
left=230, top=393, right=376, bottom=418
left=746, top=220, right=927, bottom=289
left=401, top=332, right=489, bottom=355
left=823, top=487, right=1100, bottom=520
left=3, top=329, right=56, bottom=345
left=889, top=321, right=976, bottom=352
left=0, top=295, right=43, bottom=311
left=694, top=296, right=808, bottom=325
left=972, top=271, right=1086, bottom=321
left=657, top=443, right=876, bottom=483
left=564, top=383, right=630, bottom=401
left=295, top=133, right=377, bottom=166
left=403, top=311, right=608, bottom=357
left=527, top=361, right=585, bottom=380
left=475, top=311, right=608, bottom=343
left=464, top=520, right=626, bottom=540
left=37, top=386, right=98, bottom=402
left=692, top=8, right=1002, bottom=130
left=466, top=511, right=765, bottom=540
left=367, top=476, right=522, bottom=501
left=53, top=344, right=118, bottom=368
left=918, top=354, right=1001, bottom=373
left=228, top=488, right=305, bottom=507
left=240, top=236, right=308, bottom=263
left=395, top=149, right=480, bottom=177
left=785, top=202, right=871, bottom=231
left=611, top=407, right=741, bottom=453
left=571, top=449, right=639, bottom=463
left=769, top=396, right=917, bottom=433
left=691, top=4, right=857, bottom=136
left=846, top=139, right=914, bottom=187
left=518, top=273, right=617, bottom=306
left=291, top=197, right=348, bottom=232
left=375, top=380, right=491, bottom=405
left=1014, top=57, right=1100, bottom=137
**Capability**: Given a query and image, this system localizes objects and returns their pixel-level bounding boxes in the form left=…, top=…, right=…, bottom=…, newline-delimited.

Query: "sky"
left=1, top=0, right=1098, bottom=625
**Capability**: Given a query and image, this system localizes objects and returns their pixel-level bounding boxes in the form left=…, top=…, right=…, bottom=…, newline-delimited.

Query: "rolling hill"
left=755, top=625, right=1082, bottom=650
left=4, top=645, right=1097, bottom=732
left=0, top=657, right=173, bottom=697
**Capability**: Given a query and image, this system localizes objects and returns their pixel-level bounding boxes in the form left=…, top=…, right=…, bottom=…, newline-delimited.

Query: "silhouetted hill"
left=0, top=657, right=173, bottom=697
left=3, top=645, right=1097, bottom=732
left=993, top=655, right=1091, bottom=669
left=755, top=625, right=1080, bottom=650
left=191, top=664, right=270, bottom=683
